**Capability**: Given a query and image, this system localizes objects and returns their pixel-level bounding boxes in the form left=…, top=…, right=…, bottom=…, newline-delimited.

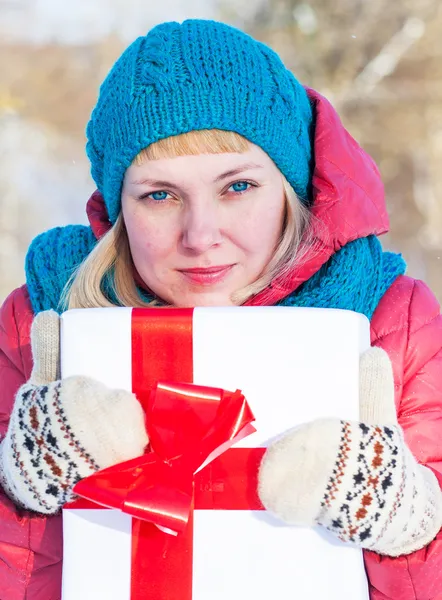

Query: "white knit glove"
left=258, top=347, right=442, bottom=556
left=0, top=310, right=148, bottom=514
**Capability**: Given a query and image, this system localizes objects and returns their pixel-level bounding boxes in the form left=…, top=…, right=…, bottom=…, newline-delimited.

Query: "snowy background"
left=1, top=0, right=441, bottom=302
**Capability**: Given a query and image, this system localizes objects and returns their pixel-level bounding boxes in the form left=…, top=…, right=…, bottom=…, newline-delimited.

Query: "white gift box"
left=61, top=306, right=370, bottom=600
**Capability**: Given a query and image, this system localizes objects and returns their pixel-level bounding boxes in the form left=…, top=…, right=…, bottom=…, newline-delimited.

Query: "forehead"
left=125, top=144, right=278, bottom=184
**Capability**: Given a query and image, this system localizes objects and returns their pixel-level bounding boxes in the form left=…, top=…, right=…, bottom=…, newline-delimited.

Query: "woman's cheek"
left=127, top=224, right=156, bottom=265
left=142, top=228, right=175, bottom=261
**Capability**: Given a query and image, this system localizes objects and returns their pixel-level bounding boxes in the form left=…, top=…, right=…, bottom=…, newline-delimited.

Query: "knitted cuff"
left=29, top=309, right=60, bottom=385
left=358, top=347, right=398, bottom=425
left=0, top=377, right=148, bottom=514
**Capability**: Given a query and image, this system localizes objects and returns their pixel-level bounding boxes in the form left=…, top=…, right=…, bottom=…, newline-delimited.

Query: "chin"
left=174, top=292, right=236, bottom=308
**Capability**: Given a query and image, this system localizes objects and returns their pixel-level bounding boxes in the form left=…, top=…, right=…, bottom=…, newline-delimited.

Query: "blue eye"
left=229, top=181, right=251, bottom=193
left=149, top=191, right=169, bottom=201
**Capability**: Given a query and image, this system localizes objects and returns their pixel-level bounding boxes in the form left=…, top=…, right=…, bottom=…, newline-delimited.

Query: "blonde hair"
left=63, top=129, right=311, bottom=310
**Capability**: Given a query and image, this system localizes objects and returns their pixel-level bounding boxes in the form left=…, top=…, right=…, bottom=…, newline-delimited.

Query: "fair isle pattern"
left=0, top=382, right=99, bottom=513
left=377, top=446, right=442, bottom=556
left=317, top=420, right=442, bottom=555
left=319, top=421, right=406, bottom=547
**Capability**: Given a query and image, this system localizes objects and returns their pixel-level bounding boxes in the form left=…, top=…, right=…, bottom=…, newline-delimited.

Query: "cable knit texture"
left=258, top=348, right=442, bottom=557
left=86, top=19, right=314, bottom=223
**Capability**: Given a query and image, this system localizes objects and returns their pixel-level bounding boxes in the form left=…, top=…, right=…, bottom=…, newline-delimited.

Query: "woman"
left=0, top=19, right=441, bottom=600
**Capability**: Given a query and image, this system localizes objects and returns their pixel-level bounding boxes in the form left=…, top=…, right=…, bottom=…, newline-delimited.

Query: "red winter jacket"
left=1, top=90, right=442, bottom=600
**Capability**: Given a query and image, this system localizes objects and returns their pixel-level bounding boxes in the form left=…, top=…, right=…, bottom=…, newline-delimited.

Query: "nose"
left=181, top=200, right=222, bottom=253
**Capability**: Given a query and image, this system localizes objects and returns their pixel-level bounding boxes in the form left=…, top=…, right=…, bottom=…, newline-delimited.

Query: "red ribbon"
left=73, top=382, right=255, bottom=532
left=73, top=308, right=265, bottom=599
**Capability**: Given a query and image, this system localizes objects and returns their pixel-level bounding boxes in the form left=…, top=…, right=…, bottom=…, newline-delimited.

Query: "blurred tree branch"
left=238, top=0, right=442, bottom=299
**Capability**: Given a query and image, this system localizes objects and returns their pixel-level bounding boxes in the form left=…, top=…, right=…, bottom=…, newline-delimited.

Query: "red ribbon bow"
left=73, top=381, right=256, bottom=534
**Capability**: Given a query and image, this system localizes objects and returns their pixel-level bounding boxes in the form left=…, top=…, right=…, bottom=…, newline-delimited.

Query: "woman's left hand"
left=258, top=347, right=442, bottom=556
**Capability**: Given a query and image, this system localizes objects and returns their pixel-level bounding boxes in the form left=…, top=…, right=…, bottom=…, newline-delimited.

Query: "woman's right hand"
left=0, top=310, right=148, bottom=514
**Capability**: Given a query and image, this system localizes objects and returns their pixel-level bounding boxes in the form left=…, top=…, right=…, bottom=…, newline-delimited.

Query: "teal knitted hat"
left=86, top=19, right=314, bottom=224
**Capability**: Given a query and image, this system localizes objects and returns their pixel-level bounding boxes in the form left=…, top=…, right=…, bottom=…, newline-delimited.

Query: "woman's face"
left=121, top=143, right=286, bottom=307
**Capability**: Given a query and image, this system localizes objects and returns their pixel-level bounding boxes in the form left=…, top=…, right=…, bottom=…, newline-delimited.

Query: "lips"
left=178, top=265, right=235, bottom=285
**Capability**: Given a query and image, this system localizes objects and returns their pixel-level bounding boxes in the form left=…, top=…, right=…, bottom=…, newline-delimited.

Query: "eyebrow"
left=213, top=162, right=264, bottom=182
left=129, top=162, right=264, bottom=187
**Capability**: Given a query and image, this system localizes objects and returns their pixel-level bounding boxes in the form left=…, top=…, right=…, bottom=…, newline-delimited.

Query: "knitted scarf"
left=25, top=226, right=406, bottom=320
left=278, top=236, right=406, bottom=320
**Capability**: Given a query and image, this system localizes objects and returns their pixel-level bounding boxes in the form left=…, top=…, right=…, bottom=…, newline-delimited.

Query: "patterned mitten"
left=0, top=310, right=148, bottom=514
left=258, top=347, right=442, bottom=556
